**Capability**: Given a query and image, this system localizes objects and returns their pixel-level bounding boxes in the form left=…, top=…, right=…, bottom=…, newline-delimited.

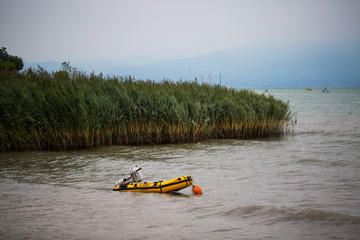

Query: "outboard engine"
left=130, top=166, right=143, bottom=182
left=115, top=166, right=144, bottom=186
left=115, top=178, right=126, bottom=186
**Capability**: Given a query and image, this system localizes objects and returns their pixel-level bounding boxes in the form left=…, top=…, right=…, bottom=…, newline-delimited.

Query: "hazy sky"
left=1, top=0, right=360, bottom=63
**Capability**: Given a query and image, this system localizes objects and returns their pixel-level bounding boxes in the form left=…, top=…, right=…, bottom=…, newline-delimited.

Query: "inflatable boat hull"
left=113, top=175, right=193, bottom=193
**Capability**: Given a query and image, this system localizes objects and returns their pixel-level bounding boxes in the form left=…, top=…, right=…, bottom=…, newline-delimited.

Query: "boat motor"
left=115, top=166, right=144, bottom=186
left=115, top=178, right=126, bottom=186
left=130, top=166, right=143, bottom=182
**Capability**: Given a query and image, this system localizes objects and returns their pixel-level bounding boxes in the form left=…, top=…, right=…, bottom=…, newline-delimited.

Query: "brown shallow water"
left=1, top=88, right=360, bottom=239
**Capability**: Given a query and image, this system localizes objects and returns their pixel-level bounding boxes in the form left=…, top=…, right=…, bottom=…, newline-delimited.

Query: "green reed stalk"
left=0, top=68, right=295, bottom=151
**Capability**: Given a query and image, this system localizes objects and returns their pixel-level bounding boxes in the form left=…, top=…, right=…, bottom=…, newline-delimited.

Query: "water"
left=1, top=87, right=360, bottom=240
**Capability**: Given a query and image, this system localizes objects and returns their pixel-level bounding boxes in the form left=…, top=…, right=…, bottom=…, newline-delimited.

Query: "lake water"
left=1, top=87, right=360, bottom=239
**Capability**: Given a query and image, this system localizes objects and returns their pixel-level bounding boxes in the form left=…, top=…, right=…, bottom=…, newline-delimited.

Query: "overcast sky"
left=1, top=0, right=360, bottom=63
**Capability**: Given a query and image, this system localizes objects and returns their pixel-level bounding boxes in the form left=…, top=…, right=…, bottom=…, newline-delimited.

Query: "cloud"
left=1, top=0, right=360, bottom=62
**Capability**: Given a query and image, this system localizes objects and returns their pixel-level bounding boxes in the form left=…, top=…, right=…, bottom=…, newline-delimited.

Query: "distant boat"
left=322, top=88, right=330, bottom=93
left=306, top=88, right=312, bottom=91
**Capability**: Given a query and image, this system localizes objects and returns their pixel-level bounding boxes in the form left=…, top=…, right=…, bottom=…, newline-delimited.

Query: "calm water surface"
left=1, top=87, right=360, bottom=239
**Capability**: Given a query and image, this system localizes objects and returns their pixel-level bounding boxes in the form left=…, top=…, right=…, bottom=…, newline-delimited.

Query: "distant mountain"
left=25, top=41, right=360, bottom=87
left=107, top=41, right=360, bottom=87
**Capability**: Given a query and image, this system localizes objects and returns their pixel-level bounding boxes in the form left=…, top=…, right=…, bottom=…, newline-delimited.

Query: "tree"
left=9, top=55, right=24, bottom=71
left=0, top=61, right=16, bottom=71
left=0, top=47, right=24, bottom=71
left=0, top=47, right=9, bottom=61
left=61, top=61, right=77, bottom=74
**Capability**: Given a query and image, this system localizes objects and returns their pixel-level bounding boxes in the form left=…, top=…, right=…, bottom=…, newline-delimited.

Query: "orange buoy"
left=192, top=185, right=202, bottom=195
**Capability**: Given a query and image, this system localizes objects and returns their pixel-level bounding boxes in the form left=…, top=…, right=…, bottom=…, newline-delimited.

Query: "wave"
left=218, top=205, right=360, bottom=225
left=295, top=130, right=341, bottom=137
left=296, top=158, right=323, bottom=164
left=294, top=128, right=360, bottom=138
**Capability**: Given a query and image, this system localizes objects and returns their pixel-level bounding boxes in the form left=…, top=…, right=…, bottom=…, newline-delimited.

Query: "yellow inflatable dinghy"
left=113, top=175, right=193, bottom=193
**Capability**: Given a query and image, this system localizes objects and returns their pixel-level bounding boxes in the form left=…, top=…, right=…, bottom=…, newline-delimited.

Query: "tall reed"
left=0, top=68, right=295, bottom=151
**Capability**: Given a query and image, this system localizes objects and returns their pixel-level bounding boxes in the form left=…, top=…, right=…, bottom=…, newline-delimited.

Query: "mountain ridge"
left=24, top=41, right=360, bottom=87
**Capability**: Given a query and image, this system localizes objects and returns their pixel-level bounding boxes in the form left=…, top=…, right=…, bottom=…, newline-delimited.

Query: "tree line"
left=0, top=47, right=24, bottom=71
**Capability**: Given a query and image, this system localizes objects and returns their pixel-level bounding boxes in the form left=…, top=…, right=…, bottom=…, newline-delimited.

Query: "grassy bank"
left=0, top=68, right=294, bottom=151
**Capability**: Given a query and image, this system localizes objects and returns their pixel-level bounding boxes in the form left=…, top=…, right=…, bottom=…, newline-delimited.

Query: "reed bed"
left=0, top=68, right=295, bottom=151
